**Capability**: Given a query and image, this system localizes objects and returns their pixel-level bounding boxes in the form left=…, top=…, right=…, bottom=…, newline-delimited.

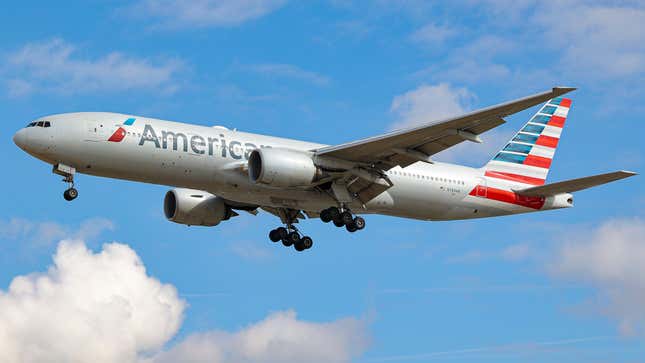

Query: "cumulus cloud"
left=244, top=63, right=331, bottom=86
left=0, top=240, right=185, bottom=363
left=0, top=236, right=369, bottom=363
left=0, top=217, right=114, bottom=246
left=2, top=38, right=183, bottom=96
left=389, top=83, right=474, bottom=130
left=127, top=0, right=287, bottom=28
left=151, top=310, right=369, bottom=363
left=550, top=218, right=645, bottom=336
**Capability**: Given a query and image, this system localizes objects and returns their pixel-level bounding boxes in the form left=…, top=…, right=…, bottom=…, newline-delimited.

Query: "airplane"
left=13, top=87, right=637, bottom=252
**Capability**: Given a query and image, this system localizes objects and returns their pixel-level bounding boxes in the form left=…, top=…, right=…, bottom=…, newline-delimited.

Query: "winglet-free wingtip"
left=553, top=86, right=577, bottom=95
left=619, top=170, right=638, bottom=177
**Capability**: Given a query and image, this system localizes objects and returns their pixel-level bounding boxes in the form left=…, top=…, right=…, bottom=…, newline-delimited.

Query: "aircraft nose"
left=13, top=129, right=28, bottom=150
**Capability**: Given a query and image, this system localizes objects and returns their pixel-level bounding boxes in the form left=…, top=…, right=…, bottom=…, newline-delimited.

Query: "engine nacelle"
left=248, top=148, right=320, bottom=187
left=163, top=188, right=233, bottom=226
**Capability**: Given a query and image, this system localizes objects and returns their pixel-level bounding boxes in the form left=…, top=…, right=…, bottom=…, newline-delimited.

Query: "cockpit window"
left=26, top=120, right=52, bottom=128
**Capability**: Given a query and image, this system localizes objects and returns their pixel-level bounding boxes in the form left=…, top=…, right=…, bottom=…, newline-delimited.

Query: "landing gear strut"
left=320, top=206, right=365, bottom=233
left=268, top=224, right=313, bottom=252
left=53, top=164, right=78, bottom=201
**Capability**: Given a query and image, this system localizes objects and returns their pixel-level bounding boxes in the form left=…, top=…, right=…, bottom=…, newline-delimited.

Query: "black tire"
left=294, top=241, right=306, bottom=251
left=301, top=236, right=313, bottom=249
left=353, top=216, right=366, bottom=230
left=346, top=223, right=358, bottom=233
left=276, top=227, right=288, bottom=240
left=341, top=211, right=353, bottom=226
left=320, top=209, right=332, bottom=223
left=333, top=218, right=344, bottom=227
left=269, top=229, right=281, bottom=242
left=63, top=188, right=77, bottom=201
left=283, top=231, right=300, bottom=247
left=329, top=207, right=340, bottom=221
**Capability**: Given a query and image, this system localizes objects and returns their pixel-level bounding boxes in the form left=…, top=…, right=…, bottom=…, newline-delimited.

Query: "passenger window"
left=44, top=121, right=51, bottom=127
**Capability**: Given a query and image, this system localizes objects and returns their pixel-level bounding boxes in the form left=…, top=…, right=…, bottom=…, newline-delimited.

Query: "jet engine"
left=248, top=148, right=321, bottom=187
left=164, top=188, right=234, bottom=226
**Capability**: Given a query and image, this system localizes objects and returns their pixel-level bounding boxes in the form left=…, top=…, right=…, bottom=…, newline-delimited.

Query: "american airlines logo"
left=137, top=123, right=270, bottom=160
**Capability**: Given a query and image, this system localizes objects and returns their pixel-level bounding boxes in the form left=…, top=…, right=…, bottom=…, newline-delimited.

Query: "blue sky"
left=1, top=1, right=644, bottom=362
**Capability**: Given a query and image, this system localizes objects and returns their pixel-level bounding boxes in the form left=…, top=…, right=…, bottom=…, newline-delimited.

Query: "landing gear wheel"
left=341, top=211, right=353, bottom=226
left=301, top=236, right=313, bottom=249
left=320, top=209, right=332, bottom=223
left=276, top=227, right=288, bottom=240
left=269, top=229, right=281, bottom=242
left=333, top=218, right=344, bottom=227
left=346, top=223, right=358, bottom=233
left=63, top=188, right=78, bottom=201
left=283, top=231, right=300, bottom=247
left=353, top=216, right=366, bottom=230
left=294, top=241, right=306, bottom=251
left=328, top=207, right=340, bottom=221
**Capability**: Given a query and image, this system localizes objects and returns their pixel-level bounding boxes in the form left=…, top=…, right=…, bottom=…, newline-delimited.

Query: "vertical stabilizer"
left=484, top=97, right=572, bottom=185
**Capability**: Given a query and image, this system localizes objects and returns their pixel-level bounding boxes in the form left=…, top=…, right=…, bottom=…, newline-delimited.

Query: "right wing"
left=514, top=171, right=637, bottom=197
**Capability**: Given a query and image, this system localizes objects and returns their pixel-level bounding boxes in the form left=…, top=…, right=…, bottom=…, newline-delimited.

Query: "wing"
left=315, top=87, right=576, bottom=168
left=514, top=171, right=637, bottom=197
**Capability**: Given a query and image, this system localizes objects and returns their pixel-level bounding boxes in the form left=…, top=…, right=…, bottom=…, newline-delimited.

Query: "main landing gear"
left=320, top=207, right=365, bottom=233
left=53, top=164, right=78, bottom=202
left=268, top=225, right=313, bottom=252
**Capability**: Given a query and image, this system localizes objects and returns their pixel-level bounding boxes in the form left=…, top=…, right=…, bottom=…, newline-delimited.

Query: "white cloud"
left=412, top=35, right=515, bottom=84
left=389, top=83, right=474, bottom=130
left=127, top=0, right=287, bottom=28
left=501, top=243, right=532, bottom=262
left=151, top=310, right=369, bottom=363
left=0, top=240, right=185, bottom=363
left=410, top=23, right=457, bottom=45
left=446, top=242, right=534, bottom=264
left=534, top=3, right=645, bottom=77
left=0, top=233, right=369, bottom=363
left=3, top=38, right=183, bottom=96
left=0, top=217, right=114, bottom=246
left=434, top=128, right=513, bottom=166
left=550, top=218, right=645, bottom=336
left=388, top=83, right=511, bottom=165
left=229, top=240, right=275, bottom=261
left=244, top=63, right=331, bottom=86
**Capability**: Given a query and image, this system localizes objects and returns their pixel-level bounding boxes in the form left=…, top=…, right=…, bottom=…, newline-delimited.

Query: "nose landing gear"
left=53, top=164, right=78, bottom=201
left=320, top=206, right=365, bottom=233
left=63, top=187, right=78, bottom=201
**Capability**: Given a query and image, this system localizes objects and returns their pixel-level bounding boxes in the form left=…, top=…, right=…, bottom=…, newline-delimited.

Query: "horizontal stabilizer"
left=514, top=170, right=637, bottom=197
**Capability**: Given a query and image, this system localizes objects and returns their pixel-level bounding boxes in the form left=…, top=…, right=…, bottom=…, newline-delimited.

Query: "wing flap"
left=514, top=171, right=637, bottom=197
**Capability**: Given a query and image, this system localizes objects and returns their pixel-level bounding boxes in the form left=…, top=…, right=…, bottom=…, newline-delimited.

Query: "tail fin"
left=484, top=96, right=572, bottom=186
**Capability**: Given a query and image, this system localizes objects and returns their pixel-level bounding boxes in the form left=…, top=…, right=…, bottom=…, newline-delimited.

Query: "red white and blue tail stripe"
left=484, top=97, right=571, bottom=186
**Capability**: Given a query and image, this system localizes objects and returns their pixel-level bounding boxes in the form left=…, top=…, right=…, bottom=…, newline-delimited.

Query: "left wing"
left=314, top=87, right=576, bottom=168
